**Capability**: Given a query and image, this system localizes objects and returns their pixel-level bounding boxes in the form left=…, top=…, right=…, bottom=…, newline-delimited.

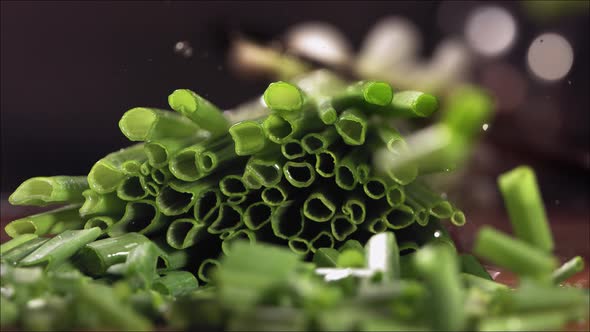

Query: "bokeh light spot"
left=527, top=33, right=574, bottom=81
left=465, top=6, right=517, bottom=57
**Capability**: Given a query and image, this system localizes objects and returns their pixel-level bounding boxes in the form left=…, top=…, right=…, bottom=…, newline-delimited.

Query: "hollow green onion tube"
left=145, top=134, right=209, bottom=169
left=552, top=256, right=584, bottom=285
left=242, top=152, right=284, bottom=189
left=2, top=238, right=49, bottom=265
left=313, top=247, right=340, bottom=267
left=332, top=81, right=394, bottom=110
left=219, top=174, right=249, bottom=198
left=116, top=175, right=148, bottom=201
left=383, top=204, right=415, bottom=230
left=0, top=234, right=38, bottom=255
left=150, top=167, right=172, bottom=185
left=262, top=108, right=323, bottom=144
left=385, top=184, right=405, bottom=208
left=310, top=231, right=335, bottom=253
left=374, top=124, right=407, bottom=155
left=157, top=180, right=214, bottom=216
left=197, top=258, right=220, bottom=284
left=153, top=271, right=199, bottom=297
left=450, top=207, right=466, bottom=226
left=4, top=204, right=83, bottom=238
left=398, top=241, right=419, bottom=255
left=281, top=138, right=306, bottom=160
left=501, top=280, right=589, bottom=312
left=372, top=147, right=418, bottom=186
left=294, top=69, right=346, bottom=124
left=303, top=191, right=338, bottom=223
left=87, top=144, right=146, bottom=194
left=283, top=160, right=316, bottom=188
left=335, top=108, right=368, bottom=146
left=79, top=190, right=126, bottom=219
left=461, top=273, right=508, bottom=292
left=228, top=120, right=271, bottom=156
left=8, top=176, right=88, bottom=206
left=404, top=196, right=429, bottom=226
left=405, top=181, right=454, bottom=219
left=330, top=214, right=357, bottom=242
left=139, top=176, right=159, bottom=197
left=365, top=217, right=388, bottom=234
left=498, top=166, right=554, bottom=252
left=140, top=161, right=151, bottom=176
left=271, top=200, right=305, bottom=240
left=168, top=89, right=229, bottom=137
left=108, top=200, right=170, bottom=237
left=83, top=216, right=116, bottom=232
left=166, top=218, right=208, bottom=250
left=244, top=202, right=274, bottom=231
left=408, top=218, right=456, bottom=250
left=356, top=163, right=371, bottom=184
left=341, top=196, right=366, bottom=225
left=122, top=160, right=143, bottom=176
left=301, top=127, right=339, bottom=154
left=336, top=149, right=368, bottom=190
left=207, top=203, right=243, bottom=235
left=413, top=243, right=465, bottom=331
left=222, top=229, right=257, bottom=255
left=263, top=81, right=304, bottom=113
left=193, top=188, right=222, bottom=224
left=473, top=226, right=558, bottom=277
left=363, top=177, right=388, bottom=200
left=196, top=137, right=239, bottom=174
left=261, top=182, right=289, bottom=206
left=73, top=232, right=149, bottom=276
left=478, top=311, right=577, bottom=332
left=381, top=90, right=438, bottom=118
left=119, top=107, right=200, bottom=142
left=20, top=227, right=101, bottom=269
left=168, top=136, right=232, bottom=181
left=288, top=238, right=311, bottom=256
left=315, top=150, right=338, bottom=178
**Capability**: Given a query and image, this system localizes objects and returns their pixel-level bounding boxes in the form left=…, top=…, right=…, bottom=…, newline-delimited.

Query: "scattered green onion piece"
left=363, top=177, right=388, bottom=200
left=156, top=180, right=213, bottom=216
left=283, top=160, right=316, bottom=188
left=79, top=190, right=126, bottom=219
left=478, top=311, right=576, bottom=332
left=330, top=214, right=357, bottom=242
left=335, top=149, right=367, bottom=191
left=498, top=165, right=554, bottom=252
left=20, top=228, right=101, bottom=269
left=8, top=176, right=88, bottom=206
left=501, top=279, right=589, bottom=312
left=196, top=137, right=238, bottom=174
left=168, top=89, right=229, bottom=136
left=140, top=176, right=159, bottom=197
left=301, top=127, right=339, bottom=154
left=1, top=237, right=48, bottom=264
left=108, top=200, right=169, bottom=237
left=83, top=216, right=115, bottom=232
left=473, top=226, right=558, bottom=278
left=207, top=203, right=243, bottom=235
left=365, top=217, right=388, bottom=234
left=119, top=107, right=199, bottom=142
left=460, top=254, right=492, bottom=280
left=150, top=167, right=172, bottom=185
left=74, top=233, right=149, bottom=276
left=263, top=81, right=304, bottom=113
left=385, top=184, right=406, bottom=207
left=116, top=175, right=148, bottom=201
left=461, top=273, right=508, bottom=292
left=168, top=137, right=224, bottom=181
left=383, top=90, right=438, bottom=118
left=228, top=120, right=270, bottom=156
left=153, top=271, right=199, bottom=297
left=198, top=258, right=220, bottom=284
left=404, top=196, right=429, bottom=226
left=552, top=256, right=584, bottom=285
left=263, top=108, right=323, bottom=144
left=271, top=200, right=305, bottom=240
left=375, top=124, right=407, bottom=155
left=413, top=243, right=465, bottom=331
left=243, top=152, right=283, bottom=189
left=450, top=208, right=466, bottom=226
left=122, top=160, right=142, bottom=175
left=122, top=242, right=165, bottom=289
left=335, top=108, right=367, bottom=146
left=87, top=143, right=146, bottom=194
left=166, top=218, right=207, bottom=250
left=145, top=134, right=209, bottom=169
left=5, top=204, right=83, bottom=238
left=303, top=191, right=337, bottom=222
left=261, top=183, right=289, bottom=206
left=0, top=234, right=38, bottom=255
left=244, top=202, right=274, bottom=230
left=442, top=85, right=493, bottom=140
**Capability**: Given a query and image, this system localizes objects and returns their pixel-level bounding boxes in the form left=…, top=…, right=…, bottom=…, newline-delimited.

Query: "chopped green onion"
left=335, top=108, right=367, bottom=146
left=460, top=254, right=492, bottom=280
left=244, top=202, right=274, bottom=230
left=5, top=204, right=83, bottom=238
left=301, top=127, right=339, bottom=154
left=1, top=237, right=48, bottom=264
left=8, top=176, right=88, bottom=206
left=243, top=152, right=283, bottom=188
left=281, top=138, right=306, bottom=160
left=552, top=256, right=584, bottom=285
left=283, top=161, right=316, bottom=188
left=363, top=177, right=388, bottom=200
left=197, top=258, right=220, bottom=284
left=207, top=203, right=243, bottom=235
left=310, top=231, right=335, bottom=253
left=222, top=229, right=257, bottom=255
left=473, top=226, right=558, bottom=278
left=341, top=196, right=366, bottom=225
left=119, top=107, right=199, bottom=142
left=303, top=191, right=338, bottom=222
left=20, top=228, right=101, bottom=269
left=385, top=184, right=406, bottom=207
left=87, top=144, right=146, bottom=194
left=193, top=188, right=222, bottom=224
left=263, top=81, right=304, bottom=113
left=0, top=234, right=38, bottom=256
left=288, top=238, right=311, bottom=256
left=108, top=200, right=169, bottom=237
left=383, top=205, right=415, bottom=229
left=498, top=166, right=554, bottom=252
left=168, top=89, right=229, bottom=137
left=315, top=150, right=338, bottom=178
left=330, top=214, right=357, bottom=242
left=116, top=175, right=148, bottom=201
left=153, top=271, right=199, bottom=297
left=461, top=273, right=507, bottom=292
left=83, top=216, right=115, bottom=232
left=313, top=248, right=340, bottom=267
left=271, top=201, right=305, bottom=240
left=228, top=120, right=270, bottom=156
left=79, top=190, right=126, bottom=219
left=156, top=180, right=214, bottom=216
left=145, top=134, right=209, bottom=169
left=478, top=311, right=576, bottom=332
left=384, top=91, right=438, bottom=118
left=261, top=183, right=289, bottom=206
left=150, top=167, right=172, bottom=185
left=166, top=218, right=207, bottom=250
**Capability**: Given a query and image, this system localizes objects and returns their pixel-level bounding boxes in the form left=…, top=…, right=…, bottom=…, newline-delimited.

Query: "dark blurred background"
left=1, top=1, right=588, bottom=222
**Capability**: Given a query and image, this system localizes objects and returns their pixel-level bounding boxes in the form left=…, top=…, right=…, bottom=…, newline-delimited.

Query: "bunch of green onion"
left=1, top=70, right=587, bottom=331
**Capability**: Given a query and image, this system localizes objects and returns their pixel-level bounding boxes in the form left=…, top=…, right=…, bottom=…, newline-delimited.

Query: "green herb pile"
left=1, top=70, right=588, bottom=331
